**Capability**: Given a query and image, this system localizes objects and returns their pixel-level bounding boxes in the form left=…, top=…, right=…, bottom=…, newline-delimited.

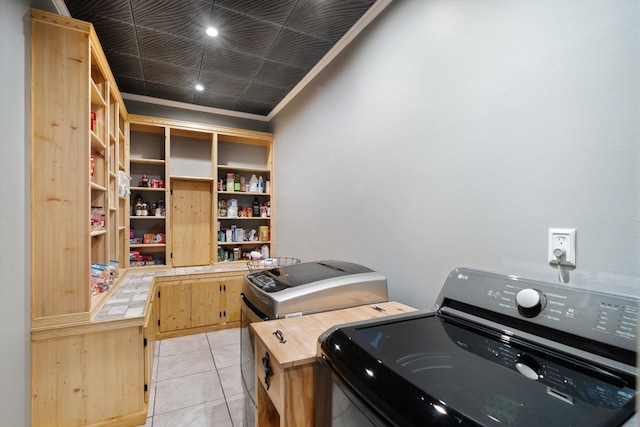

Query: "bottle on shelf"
left=258, top=176, right=264, bottom=193
left=141, top=172, right=149, bottom=187
left=252, top=197, right=259, bottom=217
left=134, top=193, right=143, bottom=216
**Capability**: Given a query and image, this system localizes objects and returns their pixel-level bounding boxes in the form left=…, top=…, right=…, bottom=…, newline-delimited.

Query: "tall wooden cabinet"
left=31, top=9, right=127, bottom=326
left=30, top=10, right=146, bottom=427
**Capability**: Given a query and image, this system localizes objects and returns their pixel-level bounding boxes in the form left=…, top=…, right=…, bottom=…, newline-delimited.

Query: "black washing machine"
left=317, top=268, right=637, bottom=427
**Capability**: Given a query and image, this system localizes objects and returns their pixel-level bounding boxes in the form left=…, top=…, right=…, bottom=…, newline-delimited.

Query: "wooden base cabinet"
left=30, top=281, right=157, bottom=427
left=251, top=302, right=416, bottom=427
left=31, top=322, right=149, bottom=427
left=155, top=271, right=245, bottom=339
left=256, top=339, right=315, bottom=427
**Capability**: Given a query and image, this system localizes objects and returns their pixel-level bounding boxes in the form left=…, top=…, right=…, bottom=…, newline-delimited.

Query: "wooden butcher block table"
left=251, top=301, right=416, bottom=427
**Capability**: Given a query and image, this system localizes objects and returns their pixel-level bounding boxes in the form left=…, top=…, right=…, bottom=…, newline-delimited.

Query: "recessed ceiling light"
left=206, top=27, right=218, bottom=37
left=195, top=84, right=204, bottom=91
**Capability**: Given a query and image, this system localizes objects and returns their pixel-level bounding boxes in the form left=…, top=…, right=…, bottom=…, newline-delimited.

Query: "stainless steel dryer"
left=240, top=260, right=388, bottom=426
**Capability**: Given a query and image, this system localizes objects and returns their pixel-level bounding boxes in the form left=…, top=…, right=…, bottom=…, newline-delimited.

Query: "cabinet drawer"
left=255, top=338, right=282, bottom=412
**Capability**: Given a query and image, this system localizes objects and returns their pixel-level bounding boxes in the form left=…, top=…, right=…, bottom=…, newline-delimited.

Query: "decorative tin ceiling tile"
left=136, top=27, right=204, bottom=69
left=253, top=60, right=307, bottom=91
left=243, top=82, right=289, bottom=105
left=146, top=81, right=195, bottom=104
left=215, top=0, right=296, bottom=27
left=194, top=91, right=240, bottom=111
left=89, top=16, right=139, bottom=56
left=287, top=0, right=376, bottom=42
left=197, top=69, right=249, bottom=98
left=208, top=6, right=280, bottom=58
left=106, top=51, right=143, bottom=79
left=201, top=45, right=263, bottom=81
left=141, top=59, right=200, bottom=88
left=267, top=28, right=333, bottom=69
left=65, top=0, right=133, bottom=23
left=233, top=98, right=274, bottom=116
left=113, top=75, right=146, bottom=94
left=131, top=0, right=213, bottom=40
left=63, top=0, right=384, bottom=116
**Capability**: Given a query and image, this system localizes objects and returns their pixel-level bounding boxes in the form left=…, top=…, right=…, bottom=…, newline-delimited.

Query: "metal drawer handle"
left=262, top=352, right=273, bottom=390
left=273, top=329, right=287, bottom=343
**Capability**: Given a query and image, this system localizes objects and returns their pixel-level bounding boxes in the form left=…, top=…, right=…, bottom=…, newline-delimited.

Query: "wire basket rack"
left=247, top=257, right=301, bottom=272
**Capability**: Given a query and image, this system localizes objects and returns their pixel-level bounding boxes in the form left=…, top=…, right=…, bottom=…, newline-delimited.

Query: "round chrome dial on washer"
left=515, top=288, right=546, bottom=318
left=515, top=353, right=542, bottom=380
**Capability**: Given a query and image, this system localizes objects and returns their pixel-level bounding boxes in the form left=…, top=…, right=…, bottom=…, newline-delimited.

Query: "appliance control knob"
left=515, top=288, right=546, bottom=318
left=515, top=353, right=542, bottom=380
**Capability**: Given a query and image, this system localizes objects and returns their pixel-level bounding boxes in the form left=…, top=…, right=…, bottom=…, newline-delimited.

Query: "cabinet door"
left=143, top=291, right=157, bottom=403
left=158, top=284, right=191, bottom=332
left=31, top=326, right=145, bottom=426
left=171, top=179, right=212, bottom=267
left=224, top=275, right=244, bottom=323
left=191, top=280, right=221, bottom=328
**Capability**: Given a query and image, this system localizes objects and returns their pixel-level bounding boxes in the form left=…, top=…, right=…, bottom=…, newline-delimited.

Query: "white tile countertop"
left=94, top=265, right=249, bottom=322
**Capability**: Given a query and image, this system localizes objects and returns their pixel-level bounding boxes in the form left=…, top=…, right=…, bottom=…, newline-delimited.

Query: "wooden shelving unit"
left=31, top=8, right=129, bottom=323
left=216, top=136, right=274, bottom=265
left=126, top=115, right=275, bottom=269
left=30, top=10, right=146, bottom=427
left=128, top=122, right=169, bottom=268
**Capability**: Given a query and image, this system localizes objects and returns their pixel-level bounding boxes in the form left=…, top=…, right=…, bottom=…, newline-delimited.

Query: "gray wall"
left=272, top=0, right=639, bottom=308
left=0, top=0, right=38, bottom=424
left=1, top=1, right=58, bottom=425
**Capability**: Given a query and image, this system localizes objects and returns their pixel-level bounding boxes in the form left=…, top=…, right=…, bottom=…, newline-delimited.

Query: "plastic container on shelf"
left=227, top=199, right=238, bottom=217
left=249, top=174, right=258, bottom=192
left=258, top=225, right=269, bottom=241
left=226, top=172, right=235, bottom=192
left=90, top=206, right=105, bottom=231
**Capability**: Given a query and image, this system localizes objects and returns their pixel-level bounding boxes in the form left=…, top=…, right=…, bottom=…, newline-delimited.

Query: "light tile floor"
left=139, top=328, right=245, bottom=427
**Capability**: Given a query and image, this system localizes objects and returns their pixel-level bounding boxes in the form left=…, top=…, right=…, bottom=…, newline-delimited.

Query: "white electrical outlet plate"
left=548, top=228, right=576, bottom=266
